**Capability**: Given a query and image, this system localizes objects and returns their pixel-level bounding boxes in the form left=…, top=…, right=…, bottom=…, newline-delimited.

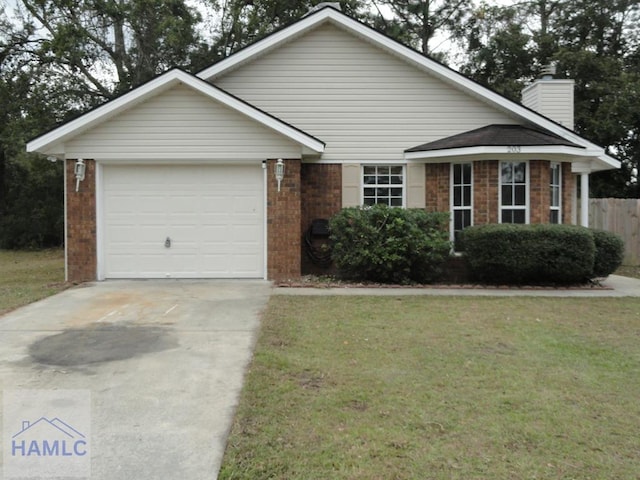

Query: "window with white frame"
left=363, top=165, right=404, bottom=207
left=500, top=161, right=528, bottom=224
left=550, top=162, right=561, bottom=223
left=451, top=162, right=473, bottom=246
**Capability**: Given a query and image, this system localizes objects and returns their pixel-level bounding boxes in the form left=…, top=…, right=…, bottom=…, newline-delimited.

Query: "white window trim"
left=361, top=164, right=406, bottom=207
left=498, top=160, right=530, bottom=224
left=450, top=162, right=473, bottom=243
left=550, top=162, right=562, bottom=224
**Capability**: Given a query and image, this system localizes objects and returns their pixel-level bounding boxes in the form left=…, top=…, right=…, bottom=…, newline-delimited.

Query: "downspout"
left=64, top=159, right=68, bottom=282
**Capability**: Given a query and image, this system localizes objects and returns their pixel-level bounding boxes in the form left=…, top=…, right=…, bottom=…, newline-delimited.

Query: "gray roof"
left=406, top=124, right=585, bottom=152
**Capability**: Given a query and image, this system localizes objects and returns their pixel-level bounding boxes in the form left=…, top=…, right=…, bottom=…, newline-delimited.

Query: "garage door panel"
left=109, top=226, right=166, bottom=244
left=108, top=254, right=169, bottom=278
left=103, top=164, right=264, bottom=278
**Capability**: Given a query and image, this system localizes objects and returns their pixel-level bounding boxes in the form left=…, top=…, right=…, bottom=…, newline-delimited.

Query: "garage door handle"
left=165, top=237, right=171, bottom=248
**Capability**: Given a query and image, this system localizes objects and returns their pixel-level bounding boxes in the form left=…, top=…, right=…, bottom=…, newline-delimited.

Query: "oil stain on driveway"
left=0, top=280, right=270, bottom=479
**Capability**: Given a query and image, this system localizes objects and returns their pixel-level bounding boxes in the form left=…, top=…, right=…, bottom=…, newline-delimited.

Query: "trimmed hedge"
left=592, top=229, right=625, bottom=277
left=329, top=205, right=450, bottom=284
left=461, top=224, right=596, bottom=285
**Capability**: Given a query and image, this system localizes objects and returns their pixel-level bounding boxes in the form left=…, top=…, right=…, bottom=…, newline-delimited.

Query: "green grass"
left=0, top=249, right=66, bottom=314
left=220, top=296, right=640, bottom=480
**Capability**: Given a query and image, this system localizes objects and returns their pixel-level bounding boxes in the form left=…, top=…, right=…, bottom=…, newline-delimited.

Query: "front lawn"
left=0, top=249, right=66, bottom=315
left=220, top=296, right=640, bottom=479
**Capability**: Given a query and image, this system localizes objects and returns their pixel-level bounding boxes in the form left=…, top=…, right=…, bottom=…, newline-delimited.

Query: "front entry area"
left=100, top=164, right=265, bottom=279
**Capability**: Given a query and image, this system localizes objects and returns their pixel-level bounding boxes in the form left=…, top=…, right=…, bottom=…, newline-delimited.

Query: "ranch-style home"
left=27, top=5, right=619, bottom=283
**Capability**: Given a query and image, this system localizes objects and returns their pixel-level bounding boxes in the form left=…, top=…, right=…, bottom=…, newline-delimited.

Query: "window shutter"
left=342, top=163, right=361, bottom=207
left=406, top=163, right=425, bottom=208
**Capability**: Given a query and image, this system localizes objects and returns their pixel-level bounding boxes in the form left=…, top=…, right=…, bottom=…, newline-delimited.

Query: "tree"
left=458, top=3, right=535, bottom=99
left=457, top=0, right=640, bottom=197
left=369, top=0, right=473, bottom=59
left=1, top=0, right=213, bottom=248
left=210, top=0, right=369, bottom=57
left=19, top=0, right=208, bottom=99
left=0, top=8, right=71, bottom=247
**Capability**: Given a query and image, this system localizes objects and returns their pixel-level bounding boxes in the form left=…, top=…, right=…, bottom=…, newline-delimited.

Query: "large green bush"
left=461, top=224, right=596, bottom=285
left=591, top=229, right=625, bottom=277
left=329, top=205, right=450, bottom=284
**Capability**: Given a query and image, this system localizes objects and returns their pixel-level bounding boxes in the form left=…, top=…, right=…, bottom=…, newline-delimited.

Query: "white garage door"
left=102, top=164, right=264, bottom=278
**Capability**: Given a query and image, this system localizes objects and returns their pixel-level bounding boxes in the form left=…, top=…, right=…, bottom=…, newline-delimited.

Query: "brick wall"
left=66, top=159, right=97, bottom=283
left=267, top=158, right=302, bottom=281
left=562, top=162, right=573, bottom=224
left=473, top=160, right=499, bottom=225
left=425, top=163, right=450, bottom=212
left=300, top=164, right=342, bottom=275
left=529, top=160, right=550, bottom=224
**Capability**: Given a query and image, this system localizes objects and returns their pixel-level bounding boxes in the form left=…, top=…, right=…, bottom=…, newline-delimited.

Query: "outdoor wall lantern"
left=74, top=158, right=86, bottom=192
left=275, top=158, right=285, bottom=192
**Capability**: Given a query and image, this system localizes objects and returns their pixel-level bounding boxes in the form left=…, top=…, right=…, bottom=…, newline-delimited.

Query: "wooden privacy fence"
left=589, top=198, right=640, bottom=265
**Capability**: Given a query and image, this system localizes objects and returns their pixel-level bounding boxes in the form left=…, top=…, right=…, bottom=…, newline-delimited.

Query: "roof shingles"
left=406, top=124, right=585, bottom=152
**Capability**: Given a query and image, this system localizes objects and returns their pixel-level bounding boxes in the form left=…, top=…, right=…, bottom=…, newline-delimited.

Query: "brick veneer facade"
left=529, top=160, right=549, bottom=224
left=64, top=158, right=576, bottom=283
left=425, top=160, right=573, bottom=229
left=66, top=159, right=97, bottom=283
left=562, top=162, right=573, bottom=224
left=473, top=160, right=500, bottom=225
left=425, top=163, right=450, bottom=213
left=267, top=158, right=302, bottom=281
left=300, top=164, right=342, bottom=274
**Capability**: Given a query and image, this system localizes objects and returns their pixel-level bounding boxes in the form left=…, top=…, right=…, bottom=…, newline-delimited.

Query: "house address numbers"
left=507, top=146, right=522, bottom=153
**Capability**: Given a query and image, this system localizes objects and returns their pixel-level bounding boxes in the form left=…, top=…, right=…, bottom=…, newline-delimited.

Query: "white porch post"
left=580, top=173, right=589, bottom=227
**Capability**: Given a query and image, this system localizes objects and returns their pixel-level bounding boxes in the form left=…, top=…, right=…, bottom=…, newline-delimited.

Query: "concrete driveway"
left=0, top=280, right=270, bottom=479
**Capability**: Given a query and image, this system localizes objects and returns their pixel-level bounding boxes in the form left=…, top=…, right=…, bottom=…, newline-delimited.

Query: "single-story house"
left=27, top=5, right=619, bottom=283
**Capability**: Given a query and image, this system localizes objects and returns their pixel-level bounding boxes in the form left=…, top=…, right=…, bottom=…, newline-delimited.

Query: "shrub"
left=591, top=229, right=624, bottom=277
left=461, top=224, right=595, bottom=285
left=329, top=205, right=450, bottom=284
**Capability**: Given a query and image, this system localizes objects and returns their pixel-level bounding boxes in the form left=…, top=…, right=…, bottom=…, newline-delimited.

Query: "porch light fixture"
left=275, top=158, right=285, bottom=192
left=74, top=158, right=86, bottom=192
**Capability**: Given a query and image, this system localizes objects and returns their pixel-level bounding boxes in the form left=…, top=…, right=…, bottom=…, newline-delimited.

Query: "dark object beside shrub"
left=591, top=229, right=625, bottom=277
left=460, top=224, right=596, bottom=285
left=329, top=205, right=450, bottom=284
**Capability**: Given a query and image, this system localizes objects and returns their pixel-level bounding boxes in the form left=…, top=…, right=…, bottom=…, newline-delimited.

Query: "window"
left=500, top=161, right=528, bottom=224
left=451, top=163, right=473, bottom=246
left=550, top=163, right=561, bottom=223
left=363, top=165, right=404, bottom=207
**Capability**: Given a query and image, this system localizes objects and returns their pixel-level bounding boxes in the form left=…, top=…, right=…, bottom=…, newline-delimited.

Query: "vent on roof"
left=540, top=63, right=557, bottom=79
left=307, top=2, right=342, bottom=15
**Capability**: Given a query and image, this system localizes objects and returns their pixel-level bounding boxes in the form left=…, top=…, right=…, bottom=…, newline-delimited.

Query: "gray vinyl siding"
left=213, top=23, right=516, bottom=162
left=66, top=84, right=301, bottom=160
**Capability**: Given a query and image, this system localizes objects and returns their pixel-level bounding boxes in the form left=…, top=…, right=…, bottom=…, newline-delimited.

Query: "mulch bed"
left=276, top=276, right=612, bottom=290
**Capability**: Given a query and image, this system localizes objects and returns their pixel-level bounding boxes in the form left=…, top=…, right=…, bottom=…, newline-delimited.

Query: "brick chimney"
left=521, top=65, right=575, bottom=130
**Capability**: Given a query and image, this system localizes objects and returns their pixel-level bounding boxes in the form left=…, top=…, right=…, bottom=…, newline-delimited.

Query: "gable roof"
left=27, top=69, right=325, bottom=157
left=197, top=6, right=618, bottom=172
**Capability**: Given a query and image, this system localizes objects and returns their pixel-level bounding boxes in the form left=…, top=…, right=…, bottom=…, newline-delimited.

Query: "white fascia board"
left=197, top=8, right=617, bottom=168
left=27, top=71, right=185, bottom=154
left=405, top=145, right=593, bottom=160
left=27, top=69, right=324, bottom=156
left=404, top=145, right=611, bottom=167
left=197, top=9, right=338, bottom=80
